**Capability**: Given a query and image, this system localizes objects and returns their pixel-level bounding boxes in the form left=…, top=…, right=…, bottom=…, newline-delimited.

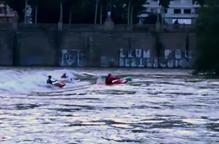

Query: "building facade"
left=142, top=0, right=200, bottom=24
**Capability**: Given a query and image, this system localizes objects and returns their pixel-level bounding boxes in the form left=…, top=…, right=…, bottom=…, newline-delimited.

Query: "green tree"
left=129, top=0, right=145, bottom=24
left=2, top=0, right=147, bottom=24
left=159, top=0, right=170, bottom=8
left=193, top=0, right=205, bottom=6
left=194, top=0, right=219, bottom=74
left=110, top=0, right=145, bottom=24
left=64, top=0, right=92, bottom=24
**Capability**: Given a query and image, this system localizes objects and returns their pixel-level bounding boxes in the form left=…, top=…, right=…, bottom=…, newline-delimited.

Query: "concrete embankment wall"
left=0, top=24, right=196, bottom=68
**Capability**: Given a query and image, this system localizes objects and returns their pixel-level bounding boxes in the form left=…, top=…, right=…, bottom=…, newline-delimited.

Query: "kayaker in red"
left=105, top=73, right=125, bottom=85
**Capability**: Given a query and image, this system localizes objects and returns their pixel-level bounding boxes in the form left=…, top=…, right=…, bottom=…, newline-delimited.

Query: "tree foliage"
left=193, top=0, right=205, bottom=6
left=159, top=0, right=170, bottom=8
left=109, top=0, right=145, bottom=24
left=3, top=0, right=207, bottom=24
left=2, top=0, right=145, bottom=24
left=194, top=0, right=219, bottom=74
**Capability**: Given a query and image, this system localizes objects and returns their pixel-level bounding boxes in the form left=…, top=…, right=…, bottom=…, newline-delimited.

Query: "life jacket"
left=105, top=75, right=118, bottom=85
left=47, top=78, right=53, bottom=84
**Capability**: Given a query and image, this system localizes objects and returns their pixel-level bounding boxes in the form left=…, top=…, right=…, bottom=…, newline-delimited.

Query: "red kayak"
left=106, top=79, right=128, bottom=85
left=105, top=73, right=131, bottom=86
left=112, top=79, right=128, bottom=84
left=53, top=82, right=65, bottom=88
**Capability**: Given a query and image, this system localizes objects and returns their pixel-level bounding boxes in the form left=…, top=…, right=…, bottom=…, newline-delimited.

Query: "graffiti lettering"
left=119, top=48, right=192, bottom=68
left=61, top=49, right=85, bottom=67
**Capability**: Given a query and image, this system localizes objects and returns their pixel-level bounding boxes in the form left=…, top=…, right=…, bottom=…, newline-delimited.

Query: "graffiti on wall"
left=119, top=48, right=150, bottom=68
left=60, top=48, right=192, bottom=68
left=61, top=49, right=85, bottom=67
left=119, top=48, right=192, bottom=68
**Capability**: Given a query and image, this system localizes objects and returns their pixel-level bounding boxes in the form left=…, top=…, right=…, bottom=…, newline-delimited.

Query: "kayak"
left=112, top=79, right=128, bottom=85
left=96, top=76, right=132, bottom=85
left=107, top=77, right=132, bottom=85
left=47, top=82, right=65, bottom=88
left=60, top=78, right=73, bottom=83
left=54, top=82, right=65, bottom=88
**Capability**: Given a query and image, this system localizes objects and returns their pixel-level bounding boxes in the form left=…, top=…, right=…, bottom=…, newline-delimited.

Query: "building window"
left=174, top=9, right=181, bottom=14
left=184, top=9, right=191, bottom=14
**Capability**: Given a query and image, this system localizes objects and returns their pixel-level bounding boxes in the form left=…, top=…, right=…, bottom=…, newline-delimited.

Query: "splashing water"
left=0, top=69, right=91, bottom=94
left=0, top=68, right=219, bottom=144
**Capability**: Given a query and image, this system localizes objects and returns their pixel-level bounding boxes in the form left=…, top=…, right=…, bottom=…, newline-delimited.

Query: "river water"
left=0, top=69, right=218, bottom=144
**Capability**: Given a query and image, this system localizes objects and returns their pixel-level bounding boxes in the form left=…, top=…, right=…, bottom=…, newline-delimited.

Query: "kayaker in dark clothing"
left=47, top=75, right=57, bottom=85
left=61, top=73, right=68, bottom=79
left=47, top=75, right=65, bottom=88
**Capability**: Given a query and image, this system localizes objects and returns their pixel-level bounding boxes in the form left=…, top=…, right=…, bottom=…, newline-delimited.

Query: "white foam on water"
left=0, top=69, right=219, bottom=144
left=0, top=69, right=90, bottom=94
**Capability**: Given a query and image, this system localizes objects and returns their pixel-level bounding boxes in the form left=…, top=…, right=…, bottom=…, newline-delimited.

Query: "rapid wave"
left=0, top=69, right=91, bottom=94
